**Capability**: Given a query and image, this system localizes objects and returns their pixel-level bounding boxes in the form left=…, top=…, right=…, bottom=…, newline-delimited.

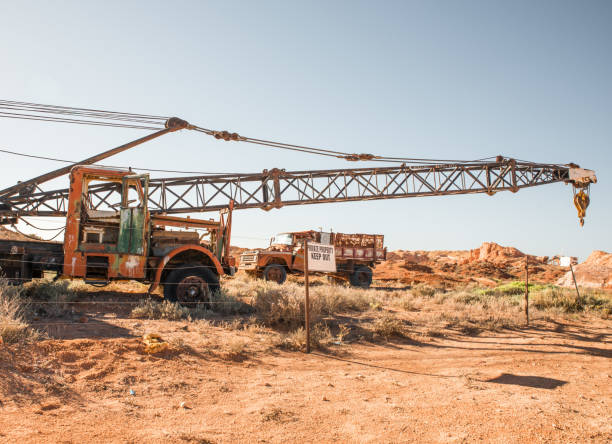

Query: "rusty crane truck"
left=0, top=101, right=597, bottom=304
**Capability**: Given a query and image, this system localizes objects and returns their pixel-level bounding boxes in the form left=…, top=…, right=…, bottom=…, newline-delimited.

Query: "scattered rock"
left=179, top=401, right=191, bottom=410
left=143, top=333, right=169, bottom=354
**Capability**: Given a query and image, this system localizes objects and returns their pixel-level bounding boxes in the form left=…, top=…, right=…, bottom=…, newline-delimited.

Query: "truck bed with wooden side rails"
left=238, top=230, right=387, bottom=288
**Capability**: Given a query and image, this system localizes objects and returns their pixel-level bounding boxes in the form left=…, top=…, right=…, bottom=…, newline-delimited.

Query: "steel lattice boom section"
left=0, top=160, right=571, bottom=218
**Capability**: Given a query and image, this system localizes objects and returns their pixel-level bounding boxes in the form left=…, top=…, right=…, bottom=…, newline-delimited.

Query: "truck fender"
left=264, top=257, right=291, bottom=268
left=149, top=245, right=224, bottom=292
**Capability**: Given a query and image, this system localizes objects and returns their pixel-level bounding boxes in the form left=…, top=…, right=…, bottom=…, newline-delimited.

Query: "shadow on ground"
left=485, top=373, right=567, bottom=389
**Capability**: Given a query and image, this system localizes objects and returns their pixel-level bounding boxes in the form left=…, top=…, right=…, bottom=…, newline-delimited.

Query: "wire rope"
left=0, top=99, right=569, bottom=167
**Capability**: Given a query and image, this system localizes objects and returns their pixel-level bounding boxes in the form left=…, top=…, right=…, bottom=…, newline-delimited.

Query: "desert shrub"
left=371, top=315, right=407, bottom=339
left=251, top=281, right=306, bottom=327
left=224, top=336, right=250, bottom=359
left=477, top=281, right=550, bottom=297
left=452, top=290, right=521, bottom=308
left=386, top=290, right=421, bottom=311
left=249, top=279, right=375, bottom=327
left=411, top=283, right=436, bottom=298
left=454, top=291, right=487, bottom=305
left=433, top=292, right=449, bottom=304
left=23, top=280, right=78, bottom=317
left=531, top=287, right=612, bottom=313
left=0, top=279, right=37, bottom=343
left=280, top=323, right=333, bottom=351
left=131, top=299, right=190, bottom=320
left=312, top=284, right=374, bottom=314
left=209, top=290, right=254, bottom=315
left=398, top=298, right=420, bottom=311
left=424, top=328, right=446, bottom=338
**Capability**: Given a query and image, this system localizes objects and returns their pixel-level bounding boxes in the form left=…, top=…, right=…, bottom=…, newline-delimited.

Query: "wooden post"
left=524, top=255, right=529, bottom=326
left=569, top=262, right=581, bottom=299
left=304, top=239, right=311, bottom=353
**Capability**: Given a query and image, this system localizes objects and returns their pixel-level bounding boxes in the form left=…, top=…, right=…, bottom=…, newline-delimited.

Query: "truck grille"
left=241, top=255, right=256, bottom=263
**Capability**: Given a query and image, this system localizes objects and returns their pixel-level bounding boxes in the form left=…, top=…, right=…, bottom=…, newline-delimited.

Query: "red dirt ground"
left=1, top=313, right=610, bottom=443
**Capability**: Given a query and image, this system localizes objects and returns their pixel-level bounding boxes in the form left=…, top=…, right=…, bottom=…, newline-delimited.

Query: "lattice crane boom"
left=0, top=159, right=596, bottom=222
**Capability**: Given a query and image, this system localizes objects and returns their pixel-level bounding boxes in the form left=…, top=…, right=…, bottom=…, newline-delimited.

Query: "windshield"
left=270, top=233, right=293, bottom=246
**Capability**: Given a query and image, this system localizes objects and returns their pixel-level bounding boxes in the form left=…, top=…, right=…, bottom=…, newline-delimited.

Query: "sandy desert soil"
left=1, top=231, right=610, bottom=442
left=1, top=296, right=610, bottom=444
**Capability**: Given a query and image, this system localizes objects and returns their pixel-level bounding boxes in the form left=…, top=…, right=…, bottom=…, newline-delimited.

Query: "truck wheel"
left=263, top=264, right=287, bottom=284
left=349, top=266, right=373, bottom=288
left=164, top=263, right=219, bottom=306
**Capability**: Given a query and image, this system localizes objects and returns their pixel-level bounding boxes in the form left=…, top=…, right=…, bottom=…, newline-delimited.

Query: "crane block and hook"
left=573, top=189, right=589, bottom=227
left=568, top=167, right=597, bottom=226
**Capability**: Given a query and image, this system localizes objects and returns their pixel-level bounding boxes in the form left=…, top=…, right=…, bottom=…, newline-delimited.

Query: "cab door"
left=118, top=175, right=149, bottom=255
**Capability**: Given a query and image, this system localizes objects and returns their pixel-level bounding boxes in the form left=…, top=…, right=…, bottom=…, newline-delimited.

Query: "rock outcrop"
left=556, top=250, right=612, bottom=289
left=375, top=242, right=563, bottom=288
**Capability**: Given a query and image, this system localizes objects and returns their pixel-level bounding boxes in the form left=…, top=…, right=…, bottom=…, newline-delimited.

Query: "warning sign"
left=306, top=242, right=336, bottom=272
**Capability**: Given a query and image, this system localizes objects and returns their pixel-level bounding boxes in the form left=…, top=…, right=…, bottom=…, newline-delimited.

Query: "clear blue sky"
left=0, top=1, right=610, bottom=259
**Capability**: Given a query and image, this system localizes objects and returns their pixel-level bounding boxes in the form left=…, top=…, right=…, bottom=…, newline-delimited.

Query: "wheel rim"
left=356, top=271, right=369, bottom=286
left=267, top=267, right=283, bottom=283
left=176, top=275, right=210, bottom=304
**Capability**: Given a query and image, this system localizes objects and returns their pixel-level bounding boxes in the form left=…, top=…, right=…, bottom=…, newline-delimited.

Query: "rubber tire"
left=163, top=263, right=220, bottom=304
left=349, top=266, right=373, bottom=288
left=262, top=264, right=287, bottom=284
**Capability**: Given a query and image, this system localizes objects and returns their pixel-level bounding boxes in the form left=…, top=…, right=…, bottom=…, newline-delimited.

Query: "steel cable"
left=0, top=99, right=168, bottom=121
left=0, top=147, right=233, bottom=175
left=0, top=99, right=569, bottom=167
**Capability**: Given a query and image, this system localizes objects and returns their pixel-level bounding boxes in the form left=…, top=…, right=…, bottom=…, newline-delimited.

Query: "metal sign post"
left=303, top=240, right=335, bottom=353
left=304, top=239, right=311, bottom=353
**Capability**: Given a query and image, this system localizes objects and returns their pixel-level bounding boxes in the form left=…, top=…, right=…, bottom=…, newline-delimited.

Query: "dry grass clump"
left=438, top=311, right=520, bottom=334
left=224, top=336, right=250, bottom=360
left=531, top=287, right=611, bottom=314
left=131, top=289, right=251, bottom=320
left=449, top=282, right=611, bottom=316
left=410, top=283, right=437, bottom=298
left=209, top=289, right=254, bottom=316
left=280, top=323, right=333, bottom=351
left=0, top=279, right=38, bottom=343
left=131, top=299, right=190, bottom=320
left=23, top=280, right=78, bottom=317
left=371, top=315, right=408, bottom=339
left=241, top=278, right=375, bottom=327
left=383, top=290, right=423, bottom=311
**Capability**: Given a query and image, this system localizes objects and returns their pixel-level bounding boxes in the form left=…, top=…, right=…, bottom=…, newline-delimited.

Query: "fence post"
left=569, top=262, right=581, bottom=300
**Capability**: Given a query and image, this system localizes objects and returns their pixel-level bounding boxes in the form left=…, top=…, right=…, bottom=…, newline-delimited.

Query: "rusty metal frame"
left=0, top=161, right=570, bottom=218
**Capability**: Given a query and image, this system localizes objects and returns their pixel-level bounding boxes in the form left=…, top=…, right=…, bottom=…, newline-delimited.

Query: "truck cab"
left=40, top=166, right=234, bottom=304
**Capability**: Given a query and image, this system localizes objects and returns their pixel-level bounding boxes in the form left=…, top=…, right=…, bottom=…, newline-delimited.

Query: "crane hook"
left=573, top=188, right=590, bottom=227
